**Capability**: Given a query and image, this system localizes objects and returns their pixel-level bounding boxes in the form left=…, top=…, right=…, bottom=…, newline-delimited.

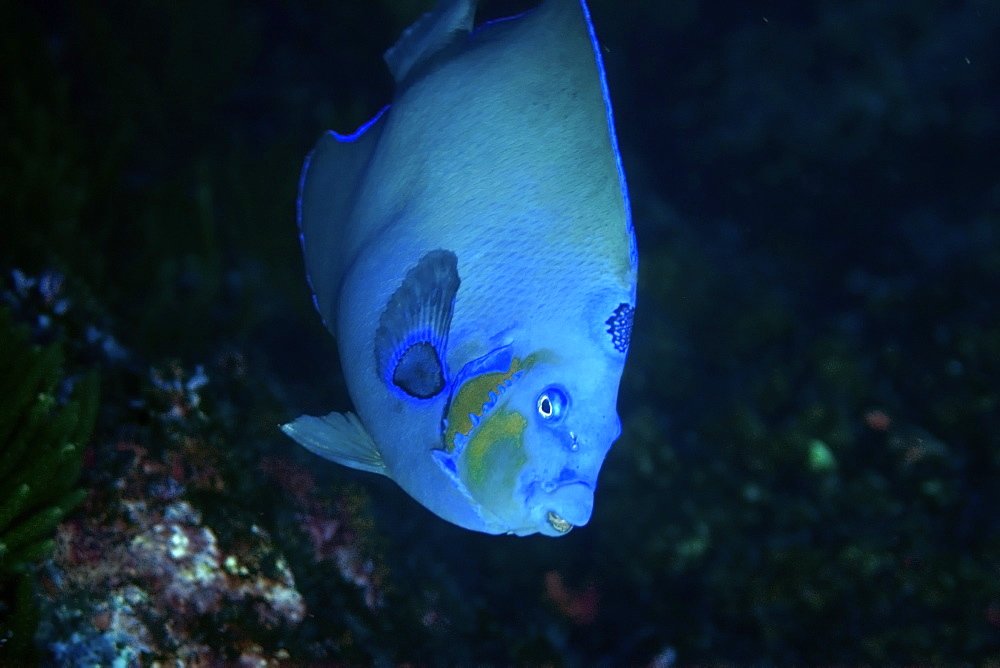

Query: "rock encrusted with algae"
left=32, top=360, right=312, bottom=665
left=0, top=270, right=387, bottom=663
left=42, top=498, right=304, bottom=664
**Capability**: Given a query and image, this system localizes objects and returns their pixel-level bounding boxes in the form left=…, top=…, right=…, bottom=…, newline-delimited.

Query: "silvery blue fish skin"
left=283, top=0, right=637, bottom=536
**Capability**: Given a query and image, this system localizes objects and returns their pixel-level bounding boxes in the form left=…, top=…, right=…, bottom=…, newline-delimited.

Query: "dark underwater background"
left=2, top=0, right=998, bottom=664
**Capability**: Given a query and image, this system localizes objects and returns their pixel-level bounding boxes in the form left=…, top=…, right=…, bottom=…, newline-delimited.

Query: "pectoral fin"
left=374, top=249, right=460, bottom=400
left=281, top=411, right=387, bottom=476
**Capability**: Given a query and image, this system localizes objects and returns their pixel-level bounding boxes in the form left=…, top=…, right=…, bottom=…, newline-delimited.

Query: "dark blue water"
left=1, top=0, right=997, bottom=663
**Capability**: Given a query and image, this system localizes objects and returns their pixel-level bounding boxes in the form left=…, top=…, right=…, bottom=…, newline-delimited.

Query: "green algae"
left=0, top=307, right=99, bottom=657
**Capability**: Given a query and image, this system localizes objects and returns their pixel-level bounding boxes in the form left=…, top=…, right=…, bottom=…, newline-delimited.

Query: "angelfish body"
left=283, top=0, right=637, bottom=536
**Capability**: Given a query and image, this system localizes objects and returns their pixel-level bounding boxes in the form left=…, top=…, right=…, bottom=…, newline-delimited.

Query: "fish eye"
left=536, top=387, right=568, bottom=421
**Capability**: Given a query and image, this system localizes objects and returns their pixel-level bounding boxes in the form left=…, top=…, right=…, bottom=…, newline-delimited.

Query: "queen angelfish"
left=282, top=0, right=637, bottom=536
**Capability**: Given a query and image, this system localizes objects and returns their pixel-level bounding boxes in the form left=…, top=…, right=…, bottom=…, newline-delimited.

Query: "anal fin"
left=281, top=412, right=387, bottom=476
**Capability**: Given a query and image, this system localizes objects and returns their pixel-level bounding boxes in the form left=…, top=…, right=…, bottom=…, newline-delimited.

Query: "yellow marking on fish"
left=461, top=407, right=527, bottom=494
left=444, top=356, right=532, bottom=452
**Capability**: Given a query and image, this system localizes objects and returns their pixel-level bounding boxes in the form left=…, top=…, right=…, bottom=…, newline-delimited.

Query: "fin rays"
left=374, top=249, right=460, bottom=400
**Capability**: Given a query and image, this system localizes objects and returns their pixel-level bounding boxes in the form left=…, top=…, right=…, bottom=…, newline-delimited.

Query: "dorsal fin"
left=384, top=0, right=478, bottom=85
left=297, top=107, right=388, bottom=331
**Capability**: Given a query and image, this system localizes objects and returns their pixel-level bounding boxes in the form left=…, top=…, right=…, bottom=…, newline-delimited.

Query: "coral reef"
left=31, top=347, right=390, bottom=664
left=0, top=271, right=393, bottom=663
left=43, top=497, right=305, bottom=664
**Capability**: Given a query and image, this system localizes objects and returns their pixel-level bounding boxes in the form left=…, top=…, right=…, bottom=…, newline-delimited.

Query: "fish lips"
left=529, top=480, right=595, bottom=536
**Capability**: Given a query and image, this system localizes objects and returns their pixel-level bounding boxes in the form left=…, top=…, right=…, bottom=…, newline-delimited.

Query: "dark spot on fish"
left=606, top=303, right=634, bottom=354
left=393, top=341, right=445, bottom=399
left=374, top=249, right=459, bottom=401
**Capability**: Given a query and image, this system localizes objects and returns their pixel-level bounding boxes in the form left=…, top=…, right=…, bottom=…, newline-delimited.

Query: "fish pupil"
left=539, top=396, right=552, bottom=417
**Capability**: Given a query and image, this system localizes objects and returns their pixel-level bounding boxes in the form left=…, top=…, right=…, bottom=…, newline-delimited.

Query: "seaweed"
left=0, top=307, right=99, bottom=658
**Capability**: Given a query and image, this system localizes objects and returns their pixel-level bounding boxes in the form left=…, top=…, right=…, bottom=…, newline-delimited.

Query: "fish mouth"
left=533, top=480, right=595, bottom=535
left=546, top=511, right=573, bottom=533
